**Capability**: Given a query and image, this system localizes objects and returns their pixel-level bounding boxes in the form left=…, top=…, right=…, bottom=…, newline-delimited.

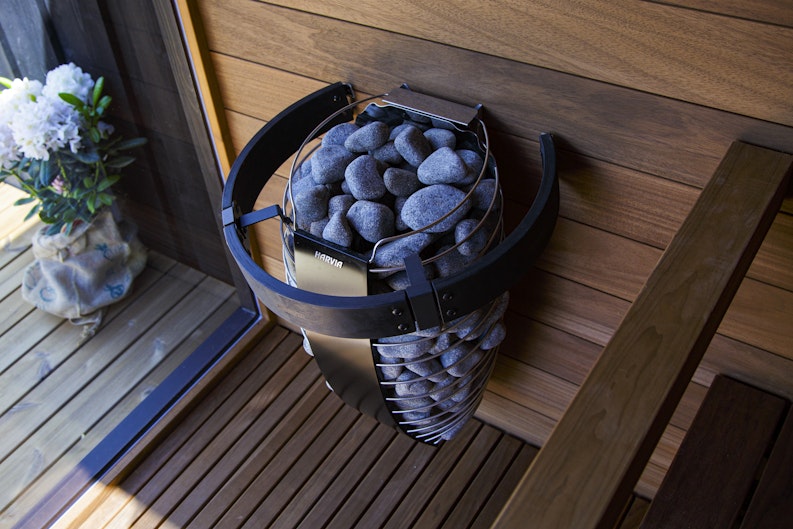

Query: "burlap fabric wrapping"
left=22, top=209, right=147, bottom=337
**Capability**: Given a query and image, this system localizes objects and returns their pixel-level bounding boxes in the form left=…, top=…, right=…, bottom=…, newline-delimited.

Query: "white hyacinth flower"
left=10, top=96, right=83, bottom=160
left=42, top=62, right=94, bottom=105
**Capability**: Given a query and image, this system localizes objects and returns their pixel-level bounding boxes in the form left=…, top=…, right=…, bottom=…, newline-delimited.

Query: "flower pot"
left=21, top=208, right=147, bottom=336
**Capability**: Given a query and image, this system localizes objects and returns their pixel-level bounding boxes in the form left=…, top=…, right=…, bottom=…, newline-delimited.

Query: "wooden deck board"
left=0, top=183, right=238, bottom=527
left=56, top=326, right=538, bottom=529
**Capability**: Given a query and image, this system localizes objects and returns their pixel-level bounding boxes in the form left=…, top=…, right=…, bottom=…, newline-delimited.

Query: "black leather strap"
left=222, top=82, right=559, bottom=339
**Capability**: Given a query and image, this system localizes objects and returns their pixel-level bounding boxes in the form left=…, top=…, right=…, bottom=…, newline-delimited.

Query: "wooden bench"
left=639, top=374, right=792, bottom=528
left=493, top=142, right=793, bottom=528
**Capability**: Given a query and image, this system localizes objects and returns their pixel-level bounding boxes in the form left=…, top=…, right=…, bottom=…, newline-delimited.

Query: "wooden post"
left=492, top=142, right=793, bottom=529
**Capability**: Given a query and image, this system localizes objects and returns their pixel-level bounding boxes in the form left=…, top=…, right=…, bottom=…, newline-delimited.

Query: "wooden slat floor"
left=0, top=184, right=238, bottom=528
left=56, top=326, right=540, bottom=529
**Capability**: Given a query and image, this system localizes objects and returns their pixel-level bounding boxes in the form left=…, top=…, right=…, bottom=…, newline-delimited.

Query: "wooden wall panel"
left=200, top=1, right=793, bottom=192
left=189, top=0, right=793, bottom=501
left=266, top=0, right=793, bottom=125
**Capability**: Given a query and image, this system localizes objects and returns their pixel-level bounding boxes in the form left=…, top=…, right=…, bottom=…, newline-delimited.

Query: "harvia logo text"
left=314, top=250, right=344, bottom=269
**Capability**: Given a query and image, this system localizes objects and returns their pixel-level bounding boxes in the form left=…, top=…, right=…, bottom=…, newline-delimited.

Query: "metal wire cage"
left=221, top=83, right=559, bottom=444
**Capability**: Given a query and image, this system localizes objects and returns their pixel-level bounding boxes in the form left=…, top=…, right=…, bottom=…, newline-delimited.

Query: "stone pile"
left=291, top=103, right=508, bottom=442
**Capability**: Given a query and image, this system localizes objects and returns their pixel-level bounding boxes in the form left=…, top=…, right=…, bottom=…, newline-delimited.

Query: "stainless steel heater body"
left=222, top=83, right=558, bottom=443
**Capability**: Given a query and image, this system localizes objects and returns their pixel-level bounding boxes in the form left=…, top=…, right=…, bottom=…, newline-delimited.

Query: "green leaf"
left=115, top=137, right=148, bottom=150
left=98, top=193, right=114, bottom=206
left=97, top=95, right=112, bottom=114
left=0, top=77, right=11, bottom=89
left=14, top=196, right=35, bottom=206
left=92, top=76, right=104, bottom=107
left=59, top=92, right=84, bottom=110
left=23, top=204, right=40, bottom=221
left=72, top=150, right=100, bottom=164
left=98, top=174, right=120, bottom=191
left=106, top=156, right=135, bottom=169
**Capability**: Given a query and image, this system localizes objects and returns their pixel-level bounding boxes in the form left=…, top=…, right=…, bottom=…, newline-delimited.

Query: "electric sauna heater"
left=222, top=83, right=558, bottom=444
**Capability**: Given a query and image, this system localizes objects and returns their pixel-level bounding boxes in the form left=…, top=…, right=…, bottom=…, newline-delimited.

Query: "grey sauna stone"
left=471, top=178, right=499, bottom=211
left=322, top=122, right=359, bottom=146
left=345, top=155, right=386, bottom=200
left=311, top=145, right=357, bottom=183
left=385, top=271, right=411, bottom=291
left=394, top=370, right=434, bottom=397
left=455, top=292, right=510, bottom=340
left=457, top=149, right=484, bottom=184
left=430, top=373, right=457, bottom=401
left=424, top=128, right=457, bottom=150
left=405, top=357, right=445, bottom=382
left=440, top=342, right=483, bottom=377
left=433, top=246, right=476, bottom=278
left=441, top=420, right=466, bottom=440
left=293, top=158, right=312, bottom=181
left=328, top=193, right=356, bottom=216
left=455, top=218, right=490, bottom=256
left=290, top=171, right=320, bottom=197
left=393, top=396, right=435, bottom=410
left=293, top=185, right=330, bottom=223
left=389, top=122, right=413, bottom=140
left=450, top=375, right=473, bottom=402
left=400, top=409, right=432, bottom=421
left=344, top=121, right=389, bottom=152
left=383, top=167, right=421, bottom=197
left=376, top=333, right=434, bottom=359
left=309, top=217, right=329, bottom=238
left=417, top=147, right=468, bottom=185
left=322, top=211, right=354, bottom=248
left=371, top=232, right=434, bottom=268
left=394, top=125, right=433, bottom=166
left=385, top=264, right=437, bottom=291
left=480, top=321, right=507, bottom=350
left=346, top=200, right=394, bottom=242
left=372, top=141, right=404, bottom=165
left=378, top=355, right=403, bottom=380
left=401, top=184, right=471, bottom=233
left=394, top=196, right=409, bottom=231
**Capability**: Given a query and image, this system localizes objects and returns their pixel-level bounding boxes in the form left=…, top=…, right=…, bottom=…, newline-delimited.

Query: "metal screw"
left=391, top=307, right=404, bottom=316
left=446, top=309, right=457, bottom=318
left=397, top=323, right=409, bottom=332
left=442, top=292, right=454, bottom=301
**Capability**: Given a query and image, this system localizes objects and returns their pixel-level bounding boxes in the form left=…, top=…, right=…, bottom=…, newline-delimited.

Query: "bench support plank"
left=639, top=375, right=787, bottom=528
left=741, top=406, right=793, bottom=528
left=493, top=142, right=793, bottom=529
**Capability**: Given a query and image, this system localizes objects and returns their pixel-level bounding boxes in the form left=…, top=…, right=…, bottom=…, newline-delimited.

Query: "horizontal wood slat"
left=493, top=142, right=793, bottom=529
left=265, top=0, right=793, bottom=126
left=649, top=0, right=793, bottom=27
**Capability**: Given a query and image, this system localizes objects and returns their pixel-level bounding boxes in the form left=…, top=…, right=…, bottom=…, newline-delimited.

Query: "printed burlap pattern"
left=22, top=208, right=147, bottom=336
